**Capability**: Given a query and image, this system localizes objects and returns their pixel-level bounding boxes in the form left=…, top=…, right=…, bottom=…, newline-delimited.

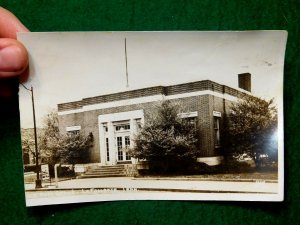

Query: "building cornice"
left=58, top=80, right=249, bottom=114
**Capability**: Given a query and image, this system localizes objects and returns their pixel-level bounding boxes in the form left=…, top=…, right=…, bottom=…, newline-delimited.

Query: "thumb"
left=0, top=38, right=28, bottom=78
left=0, top=7, right=29, bottom=39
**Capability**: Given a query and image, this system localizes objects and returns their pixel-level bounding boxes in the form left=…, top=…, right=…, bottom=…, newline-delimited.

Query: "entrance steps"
left=77, top=165, right=126, bottom=178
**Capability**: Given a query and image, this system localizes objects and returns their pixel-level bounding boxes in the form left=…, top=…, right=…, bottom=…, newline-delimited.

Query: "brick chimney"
left=238, top=73, right=251, bottom=92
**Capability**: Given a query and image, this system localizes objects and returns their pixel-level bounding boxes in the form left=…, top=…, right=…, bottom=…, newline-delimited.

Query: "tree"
left=38, top=111, right=93, bottom=166
left=56, top=132, right=93, bottom=165
left=130, top=101, right=200, bottom=174
left=225, top=95, right=278, bottom=168
left=21, top=127, right=46, bottom=165
left=21, top=128, right=38, bottom=164
left=39, top=111, right=61, bottom=165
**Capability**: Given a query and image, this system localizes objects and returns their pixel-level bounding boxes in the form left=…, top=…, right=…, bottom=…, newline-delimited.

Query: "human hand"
left=0, top=7, right=29, bottom=97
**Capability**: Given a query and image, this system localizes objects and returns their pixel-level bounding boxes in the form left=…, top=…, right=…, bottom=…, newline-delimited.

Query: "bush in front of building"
left=57, top=165, right=75, bottom=178
left=24, top=164, right=41, bottom=173
left=130, top=101, right=200, bottom=175
left=56, top=132, right=93, bottom=165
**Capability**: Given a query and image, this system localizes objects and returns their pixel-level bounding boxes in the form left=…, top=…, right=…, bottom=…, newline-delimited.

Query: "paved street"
left=24, top=177, right=280, bottom=206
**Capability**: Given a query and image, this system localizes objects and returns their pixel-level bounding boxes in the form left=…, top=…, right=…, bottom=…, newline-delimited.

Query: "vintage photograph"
left=18, top=31, right=287, bottom=206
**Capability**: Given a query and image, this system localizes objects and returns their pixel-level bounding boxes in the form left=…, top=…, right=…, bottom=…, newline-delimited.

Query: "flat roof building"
left=57, top=77, right=250, bottom=166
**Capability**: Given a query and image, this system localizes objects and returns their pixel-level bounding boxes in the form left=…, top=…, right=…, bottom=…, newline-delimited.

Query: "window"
left=214, top=117, right=221, bottom=147
left=136, top=119, right=142, bottom=131
left=186, top=117, right=197, bottom=129
left=101, top=123, right=108, bottom=132
left=125, top=136, right=131, bottom=160
left=117, top=136, right=123, bottom=160
left=66, top=126, right=81, bottom=136
left=125, top=136, right=130, bottom=148
left=67, top=130, right=80, bottom=136
left=115, top=124, right=130, bottom=132
left=106, top=138, right=110, bottom=161
left=179, top=112, right=198, bottom=129
left=181, top=117, right=198, bottom=129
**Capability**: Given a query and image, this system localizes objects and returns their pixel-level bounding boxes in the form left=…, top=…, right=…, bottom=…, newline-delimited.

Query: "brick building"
left=57, top=74, right=251, bottom=166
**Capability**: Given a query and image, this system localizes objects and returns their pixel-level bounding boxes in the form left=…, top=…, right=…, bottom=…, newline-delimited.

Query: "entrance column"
left=130, top=118, right=138, bottom=164
left=108, top=121, right=116, bottom=165
left=130, top=119, right=136, bottom=143
left=99, top=123, right=106, bottom=165
left=98, top=110, right=144, bottom=165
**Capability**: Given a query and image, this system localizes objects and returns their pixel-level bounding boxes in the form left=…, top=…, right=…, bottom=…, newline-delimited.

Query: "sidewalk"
left=25, top=176, right=278, bottom=194
left=24, top=177, right=281, bottom=206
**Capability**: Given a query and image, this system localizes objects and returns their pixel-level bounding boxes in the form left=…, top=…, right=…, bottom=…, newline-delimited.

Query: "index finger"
left=0, top=7, right=29, bottom=39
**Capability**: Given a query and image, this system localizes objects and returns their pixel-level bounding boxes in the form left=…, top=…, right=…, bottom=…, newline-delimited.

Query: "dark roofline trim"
left=58, top=80, right=247, bottom=112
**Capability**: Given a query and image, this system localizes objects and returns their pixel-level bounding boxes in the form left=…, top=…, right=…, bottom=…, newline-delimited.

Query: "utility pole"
left=21, top=84, right=42, bottom=188
left=31, top=86, right=42, bottom=188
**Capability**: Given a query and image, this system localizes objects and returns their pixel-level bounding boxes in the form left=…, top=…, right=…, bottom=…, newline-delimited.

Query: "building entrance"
left=98, top=110, right=144, bottom=165
left=116, top=134, right=131, bottom=162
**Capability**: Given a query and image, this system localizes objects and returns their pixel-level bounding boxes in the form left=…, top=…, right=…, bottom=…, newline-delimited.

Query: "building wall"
left=57, top=80, right=249, bottom=164
left=58, top=94, right=235, bottom=163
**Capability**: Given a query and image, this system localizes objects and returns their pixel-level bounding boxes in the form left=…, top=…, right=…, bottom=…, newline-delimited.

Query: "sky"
left=18, top=31, right=287, bottom=128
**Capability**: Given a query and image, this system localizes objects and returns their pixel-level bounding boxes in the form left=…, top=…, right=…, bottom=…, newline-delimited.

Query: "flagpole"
left=125, top=38, right=129, bottom=88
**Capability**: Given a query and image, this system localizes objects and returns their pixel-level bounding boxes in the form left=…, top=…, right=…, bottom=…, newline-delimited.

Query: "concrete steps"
left=77, top=165, right=126, bottom=178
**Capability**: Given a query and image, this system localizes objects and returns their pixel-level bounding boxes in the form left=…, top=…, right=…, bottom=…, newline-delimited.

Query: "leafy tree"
left=21, top=128, right=38, bottom=164
left=21, top=127, right=46, bottom=165
left=56, top=132, right=93, bottom=165
left=225, top=95, right=278, bottom=168
left=38, top=111, right=93, bottom=165
left=39, top=111, right=61, bottom=165
left=130, top=101, right=200, bottom=174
